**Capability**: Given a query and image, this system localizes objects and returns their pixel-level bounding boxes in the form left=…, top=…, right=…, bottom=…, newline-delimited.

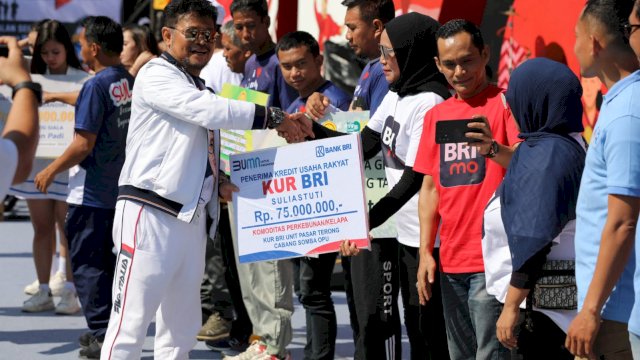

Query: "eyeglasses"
left=623, top=23, right=640, bottom=39
left=379, top=44, right=395, bottom=60
left=168, top=26, right=216, bottom=42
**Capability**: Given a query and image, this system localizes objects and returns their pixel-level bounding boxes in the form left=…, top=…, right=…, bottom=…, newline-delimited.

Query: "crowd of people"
left=0, top=0, right=639, bottom=359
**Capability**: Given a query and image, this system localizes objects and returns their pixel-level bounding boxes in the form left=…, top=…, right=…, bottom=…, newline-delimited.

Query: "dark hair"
left=230, top=0, right=268, bottom=18
left=123, top=24, right=160, bottom=56
left=340, top=0, right=395, bottom=24
left=82, top=16, right=124, bottom=56
left=582, top=0, right=635, bottom=44
left=164, top=0, right=218, bottom=29
left=276, top=31, right=320, bottom=57
left=436, top=19, right=485, bottom=53
left=31, top=20, right=82, bottom=74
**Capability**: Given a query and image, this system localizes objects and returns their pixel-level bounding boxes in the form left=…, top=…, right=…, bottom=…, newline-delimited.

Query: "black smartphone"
left=435, top=119, right=484, bottom=144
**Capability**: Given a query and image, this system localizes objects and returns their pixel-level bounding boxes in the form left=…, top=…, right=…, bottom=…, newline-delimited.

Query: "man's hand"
left=304, top=92, right=330, bottom=121
left=496, top=304, right=520, bottom=350
left=339, top=240, right=360, bottom=257
left=417, top=252, right=437, bottom=305
left=34, top=167, right=56, bottom=193
left=0, top=36, right=30, bottom=87
left=276, top=112, right=315, bottom=143
left=465, top=115, right=495, bottom=156
left=219, top=181, right=239, bottom=203
left=566, top=309, right=601, bottom=359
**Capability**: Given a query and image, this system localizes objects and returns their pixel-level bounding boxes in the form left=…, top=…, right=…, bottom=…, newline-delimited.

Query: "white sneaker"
left=55, top=288, right=81, bottom=315
left=22, top=289, right=55, bottom=312
left=223, top=341, right=267, bottom=360
left=23, top=279, right=39, bottom=295
left=49, top=271, right=66, bottom=296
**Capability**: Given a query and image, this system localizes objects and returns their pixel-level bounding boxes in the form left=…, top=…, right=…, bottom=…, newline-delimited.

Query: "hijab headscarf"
left=500, top=57, right=586, bottom=271
left=385, top=12, right=450, bottom=100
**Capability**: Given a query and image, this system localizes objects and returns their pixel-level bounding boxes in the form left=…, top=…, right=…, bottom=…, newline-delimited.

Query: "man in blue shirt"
left=303, top=1, right=399, bottom=359
left=233, top=0, right=297, bottom=110
left=276, top=30, right=350, bottom=360
left=567, top=1, right=640, bottom=358
left=626, top=0, right=640, bottom=356
left=33, top=16, right=133, bottom=359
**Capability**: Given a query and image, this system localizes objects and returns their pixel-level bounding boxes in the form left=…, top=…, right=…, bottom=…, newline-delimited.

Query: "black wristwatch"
left=266, top=107, right=285, bottom=129
left=484, top=140, right=499, bottom=159
left=12, top=81, right=43, bottom=105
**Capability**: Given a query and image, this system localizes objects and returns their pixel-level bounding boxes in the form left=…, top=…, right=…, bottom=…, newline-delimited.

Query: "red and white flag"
left=498, top=12, right=528, bottom=90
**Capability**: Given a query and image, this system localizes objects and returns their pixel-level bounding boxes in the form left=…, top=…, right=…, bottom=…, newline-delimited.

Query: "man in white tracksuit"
left=100, top=1, right=308, bottom=358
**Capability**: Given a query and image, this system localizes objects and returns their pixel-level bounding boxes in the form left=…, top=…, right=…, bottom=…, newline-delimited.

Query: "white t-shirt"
left=0, top=139, right=18, bottom=199
left=199, top=51, right=243, bottom=94
left=367, top=91, right=445, bottom=247
left=482, top=194, right=577, bottom=332
left=482, top=133, right=585, bottom=332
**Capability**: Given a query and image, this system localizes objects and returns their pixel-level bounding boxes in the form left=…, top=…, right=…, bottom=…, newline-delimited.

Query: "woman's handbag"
left=531, top=259, right=577, bottom=310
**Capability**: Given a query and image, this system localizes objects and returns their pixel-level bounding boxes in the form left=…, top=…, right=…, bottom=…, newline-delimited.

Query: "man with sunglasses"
left=566, top=0, right=640, bottom=358
left=100, top=1, right=309, bottom=358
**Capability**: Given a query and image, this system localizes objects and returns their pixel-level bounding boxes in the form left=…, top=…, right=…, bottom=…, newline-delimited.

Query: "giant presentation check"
left=231, top=134, right=370, bottom=263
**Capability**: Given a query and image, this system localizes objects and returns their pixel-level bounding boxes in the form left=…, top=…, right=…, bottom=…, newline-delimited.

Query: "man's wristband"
left=484, top=140, right=499, bottom=159
left=12, top=81, right=43, bottom=105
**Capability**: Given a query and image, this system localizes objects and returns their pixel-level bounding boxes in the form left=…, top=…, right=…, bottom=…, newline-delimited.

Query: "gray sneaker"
left=197, top=312, right=231, bottom=341
left=22, top=289, right=55, bottom=312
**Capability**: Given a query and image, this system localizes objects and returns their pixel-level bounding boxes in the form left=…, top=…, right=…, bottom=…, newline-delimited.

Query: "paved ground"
left=0, top=203, right=409, bottom=359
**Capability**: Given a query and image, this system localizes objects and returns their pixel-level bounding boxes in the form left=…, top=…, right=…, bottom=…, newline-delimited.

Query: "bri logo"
left=316, top=146, right=325, bottom=157
left=109, top=78, right=132, bottom=107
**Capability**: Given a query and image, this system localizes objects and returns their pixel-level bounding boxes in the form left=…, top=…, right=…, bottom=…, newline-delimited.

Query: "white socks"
left=57, top=256, right=67, bottom=277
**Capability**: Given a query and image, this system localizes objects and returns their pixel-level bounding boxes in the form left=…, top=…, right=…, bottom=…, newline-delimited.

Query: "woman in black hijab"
left=306, top=12, right=451, bottom=359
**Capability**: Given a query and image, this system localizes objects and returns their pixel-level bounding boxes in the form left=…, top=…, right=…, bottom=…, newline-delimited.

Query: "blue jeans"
left=440, top=272, right=509, bottom=360
left=630, top=332, right=640, bottom=359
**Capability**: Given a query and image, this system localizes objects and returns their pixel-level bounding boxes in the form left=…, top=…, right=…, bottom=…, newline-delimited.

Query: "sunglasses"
left=379, top=44, right=395, bottom=60
left=168, top=27, right=216, bottom=42
left=623, top=23, right=640, bottom=39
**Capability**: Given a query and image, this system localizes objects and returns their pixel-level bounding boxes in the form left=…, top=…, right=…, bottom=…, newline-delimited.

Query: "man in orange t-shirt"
left=413, top=19, right=520, bottom=359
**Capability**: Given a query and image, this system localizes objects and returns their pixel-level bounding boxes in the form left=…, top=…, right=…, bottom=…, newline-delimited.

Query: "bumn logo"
left=232, top=157, right=261, bottom=171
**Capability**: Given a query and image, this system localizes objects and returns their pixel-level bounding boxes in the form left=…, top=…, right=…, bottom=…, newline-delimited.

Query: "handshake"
left=272, top=110, right=316, bottom=144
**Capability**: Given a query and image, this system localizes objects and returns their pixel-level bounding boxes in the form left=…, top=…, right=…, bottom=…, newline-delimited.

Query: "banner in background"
left=218, top=83, right=285, bottom=174
left=231, top=134, right=370, bottom=263
left=0, top=0, right=122, bottom=38
left=0, top=73, right=90, bottom=158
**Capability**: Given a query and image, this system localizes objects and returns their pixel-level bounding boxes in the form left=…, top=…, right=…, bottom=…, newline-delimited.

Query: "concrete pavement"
left=0, top=212, right=409, bottom=359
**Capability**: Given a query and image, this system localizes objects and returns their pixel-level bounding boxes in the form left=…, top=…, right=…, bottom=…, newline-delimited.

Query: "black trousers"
left=65, top=204, right=116, bottom=340
left=218, top=206, right=253, bottom=341
left=344, top=238, right=401, bottom=360
left=201, top=226, right=234, bottom=323
left=398, top=244, right=450, bottom=360
left=517, top=310, right=572, bottom=359
left=298, top=253, right=338, bottom=360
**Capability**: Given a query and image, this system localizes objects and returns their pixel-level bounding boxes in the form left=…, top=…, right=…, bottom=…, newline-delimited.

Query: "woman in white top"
left=12, top=19, right=85, bottom=315
left=482, top=58, right=586, bottom=359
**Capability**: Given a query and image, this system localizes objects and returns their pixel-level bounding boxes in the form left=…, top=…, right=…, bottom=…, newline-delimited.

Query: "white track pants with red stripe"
left=101, top=199, right=207, bottom=360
